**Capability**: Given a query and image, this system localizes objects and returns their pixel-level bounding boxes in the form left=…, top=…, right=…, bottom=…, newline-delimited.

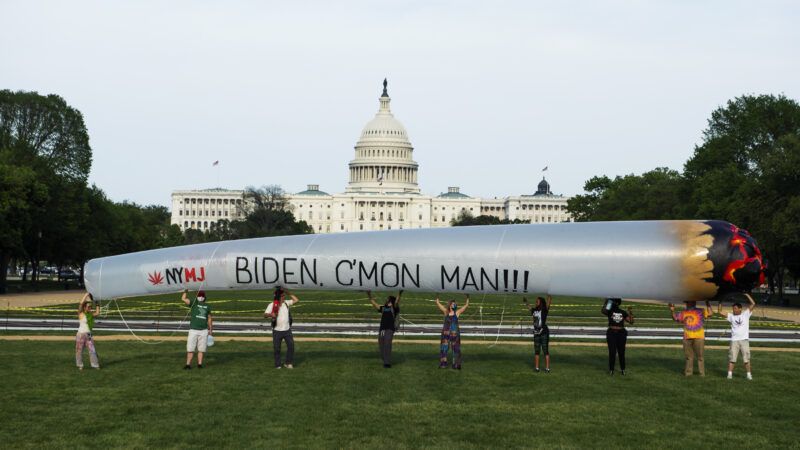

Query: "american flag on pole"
left=212, top=160, right=219, bottom=166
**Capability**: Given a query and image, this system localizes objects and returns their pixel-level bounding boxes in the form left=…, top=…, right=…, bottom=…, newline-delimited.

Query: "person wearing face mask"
left=181, top=289, right=213, bottom=370
left=368, top=290, right=403, bottom=368
left=435, top=294, right=470, bottom=369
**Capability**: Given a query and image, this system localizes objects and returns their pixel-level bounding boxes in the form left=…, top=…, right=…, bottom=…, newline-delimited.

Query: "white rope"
left=488, top=296, right=507, bottom=348
left=111, top=297, right=192, bottom=345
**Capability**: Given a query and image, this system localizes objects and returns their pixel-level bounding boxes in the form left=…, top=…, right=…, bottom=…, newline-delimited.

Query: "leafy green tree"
left=567, top=168, right=692, bottom=222
left=686, top=94, right=800, bottom=300
left=0, top=90, right=92, bottom=292
left=0, top=150, right=48, bottom=293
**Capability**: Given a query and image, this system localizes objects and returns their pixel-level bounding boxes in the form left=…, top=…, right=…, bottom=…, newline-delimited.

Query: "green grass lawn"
left=1, top=339, right=799, bottom=448
left=11, top=289, right=797, bottom=331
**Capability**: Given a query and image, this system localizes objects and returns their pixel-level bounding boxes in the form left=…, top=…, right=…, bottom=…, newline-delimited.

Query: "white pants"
left=187, top=329, right=209, bottom=353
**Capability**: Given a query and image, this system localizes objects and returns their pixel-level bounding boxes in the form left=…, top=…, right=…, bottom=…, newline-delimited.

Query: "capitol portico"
left=171, top=80, right=571, bottom=233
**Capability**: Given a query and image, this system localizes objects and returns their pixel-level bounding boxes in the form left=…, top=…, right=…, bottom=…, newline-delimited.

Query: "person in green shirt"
left=181, top=289, right=213, bottom=369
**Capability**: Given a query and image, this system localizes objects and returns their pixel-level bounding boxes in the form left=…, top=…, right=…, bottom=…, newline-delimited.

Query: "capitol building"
left=170, top=81, right=572, bottom=233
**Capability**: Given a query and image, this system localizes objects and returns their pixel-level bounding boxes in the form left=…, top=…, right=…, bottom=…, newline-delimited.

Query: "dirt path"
left=0, top=290, right=87, bottom=308
left=2, top=334, right=799, bottom=352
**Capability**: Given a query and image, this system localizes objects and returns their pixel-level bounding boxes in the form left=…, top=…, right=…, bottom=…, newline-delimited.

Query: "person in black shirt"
left=368, top=290, right=402, bottom=368
left=601, top=298, right=634, bottom=375
left=523, top=295, right=552, bottom=373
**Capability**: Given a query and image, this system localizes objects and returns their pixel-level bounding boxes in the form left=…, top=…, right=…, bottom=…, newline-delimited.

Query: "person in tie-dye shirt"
left=669, top=300, right=712, bottom=376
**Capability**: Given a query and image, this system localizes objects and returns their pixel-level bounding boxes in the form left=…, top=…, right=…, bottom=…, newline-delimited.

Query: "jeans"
left=273, top=329, right=295, bottom=367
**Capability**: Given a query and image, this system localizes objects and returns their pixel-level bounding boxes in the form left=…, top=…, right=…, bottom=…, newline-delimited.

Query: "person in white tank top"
left=76, top=293, right=100, bottom=370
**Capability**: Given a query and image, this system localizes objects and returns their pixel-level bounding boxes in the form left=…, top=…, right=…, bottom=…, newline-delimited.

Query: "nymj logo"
left=147, top=267, right=206, bottom=286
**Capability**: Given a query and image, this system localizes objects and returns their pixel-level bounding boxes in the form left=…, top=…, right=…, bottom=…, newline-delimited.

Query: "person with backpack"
left=368, top=290, right=403, bottom=368
left=264, top=287, right=299, bottom=369
left=523, top=295, right=552, bottom=373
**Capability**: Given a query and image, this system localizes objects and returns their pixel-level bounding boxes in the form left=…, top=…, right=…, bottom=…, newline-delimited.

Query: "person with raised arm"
left=523, top=295, right=552, bottom=373
left=368, top=290, right=403, bottom=368
left=669, top=300, right=712, bottom=376
left=435, top=294, right=469, bottom=369
left=181, top=289, right=213, bottom=370
left=76, top=293, right=101, bottom=370
left=601, top=298, right=634, bottom=375
left=264, top=287, right=299, bottom=369
left=719, top=293, right=756, bottom=380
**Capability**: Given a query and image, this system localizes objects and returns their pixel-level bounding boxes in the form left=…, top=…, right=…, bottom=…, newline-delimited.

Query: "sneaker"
left=285, top=364, right=294, bottom=369
left=184, top=365, right=191, bottom=370
left=535, top=367, right=540, bottom=373
left=621, top=370, right=626, bottom=376
left=197, top=364, right=204, bottom=369
left=545, top=368, right=551, bottom=373
left=746, top=373, right=753, bottom=380
left=383, top=364, right=391, bottom=368
left=609, top=370, right=614, bottom=376
left=275, top=366, right=282, bottom=369
left=727, top=373, right=733, bottom=379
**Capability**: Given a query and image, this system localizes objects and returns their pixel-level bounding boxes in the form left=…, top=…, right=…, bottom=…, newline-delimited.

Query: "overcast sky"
left=2, top=0, right=798, bottom=207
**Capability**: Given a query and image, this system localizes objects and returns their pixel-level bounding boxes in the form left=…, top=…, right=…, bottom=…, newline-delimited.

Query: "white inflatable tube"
left=84, top=220, right=765, bottom=303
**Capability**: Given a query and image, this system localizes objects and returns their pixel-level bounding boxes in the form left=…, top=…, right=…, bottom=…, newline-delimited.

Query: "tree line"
left=0, top=90, right=311, bottom=294
left=566, top=94, right=800, bottom=300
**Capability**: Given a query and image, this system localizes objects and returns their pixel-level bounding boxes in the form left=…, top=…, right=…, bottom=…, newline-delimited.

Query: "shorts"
left=533, top=329, right=550, bottom=355
left=187, top=329, right=209, bottom=353
left=729, top=339, right=750, bottom=363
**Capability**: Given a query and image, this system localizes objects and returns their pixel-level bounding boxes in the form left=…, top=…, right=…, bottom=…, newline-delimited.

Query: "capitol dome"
left=346, top=79, right=420, bottom=194
left=535, top=177, right=553, bottom=196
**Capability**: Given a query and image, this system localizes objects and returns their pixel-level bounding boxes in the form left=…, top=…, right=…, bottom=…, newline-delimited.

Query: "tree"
left=450, top=210, right=530, bottom=226
left=234, top=185, right=313, bottom=237
left=566, top=168, right=692, bottom=222
left=0, top=90, right=93, bottom=293
left=0, top=90, right=91, bottom=182
left=0, top=150, right=48, bottom=293
left=685, top=94, right=800, bottom=300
